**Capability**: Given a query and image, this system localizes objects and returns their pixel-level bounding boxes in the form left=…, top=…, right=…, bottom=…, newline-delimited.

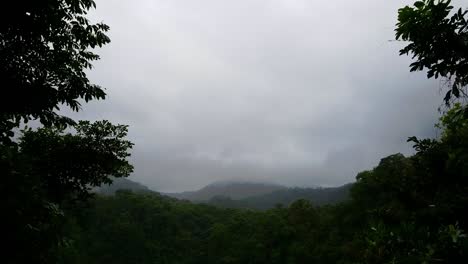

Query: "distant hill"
left=165, top=181, right=352, bottom=209
left=96, top=178, right=352, bottom=210
left=95, top=178, right=152, bottom=195
left=206, top=183, right=353, bottom=210
left=165, top=181, right=286, bottom=201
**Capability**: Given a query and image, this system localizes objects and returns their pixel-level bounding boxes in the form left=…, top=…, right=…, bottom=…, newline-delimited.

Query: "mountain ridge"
left=94, top=177, right=152, bottom=195
left=206, top=183, right=352, bottom=210
left=97, top=178, right=352, bottom=209
left=165, top=181, right=286, bottom=201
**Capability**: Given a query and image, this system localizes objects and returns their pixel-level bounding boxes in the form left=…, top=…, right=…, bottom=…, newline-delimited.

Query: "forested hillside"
left=166, top=181, right=286, bottom=201
left=206, top=184, right=351, bottom=209
left=100, top=179, right=351, bottom=210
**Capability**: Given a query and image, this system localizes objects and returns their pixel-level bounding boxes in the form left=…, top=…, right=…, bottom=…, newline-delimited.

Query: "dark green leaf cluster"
left=0, top=0, right=110, bottom=142
left=2, top=121, right=134, bottom=263
left=19, top=120, right=134, bottom=202
left=0, top=1, right=134, bottom=263
left=396, top=0, right=468, bottom=104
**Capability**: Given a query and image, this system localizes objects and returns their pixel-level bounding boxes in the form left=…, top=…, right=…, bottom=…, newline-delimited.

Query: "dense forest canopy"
left=1, top=0, right=132, bottom=263
left=1, top=0, right=468, bottom=263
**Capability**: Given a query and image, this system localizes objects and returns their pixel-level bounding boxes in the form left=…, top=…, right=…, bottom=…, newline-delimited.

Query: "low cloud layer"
left=71, top=0, right=445, bottom=191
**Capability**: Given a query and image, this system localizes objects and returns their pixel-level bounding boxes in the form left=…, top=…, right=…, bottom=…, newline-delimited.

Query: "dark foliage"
left=396, top=0, right=468, bottom=105
left=0, top=0, right=110, bottom=143
left=2, top=122, right=133, bottom=263
left=0, top=1, right=134, bottom=263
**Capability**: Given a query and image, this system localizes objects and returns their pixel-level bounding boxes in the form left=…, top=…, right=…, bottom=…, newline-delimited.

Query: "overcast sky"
left=69, top=0, right=447, bottom=192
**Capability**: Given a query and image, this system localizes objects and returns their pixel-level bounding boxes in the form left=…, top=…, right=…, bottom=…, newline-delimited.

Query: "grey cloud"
left=69, top=0, right=446, bottom=191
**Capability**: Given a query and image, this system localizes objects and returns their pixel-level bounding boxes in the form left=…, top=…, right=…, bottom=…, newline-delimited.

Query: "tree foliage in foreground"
left=2, top=121, right=133, bottom=263
left=396, top=0, right=468, bottom=104
left=0, top=0, right=110, bottom=143
left=0, top=1, right=134, bottom=263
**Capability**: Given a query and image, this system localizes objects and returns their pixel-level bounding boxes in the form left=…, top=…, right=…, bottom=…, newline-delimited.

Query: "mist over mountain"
left=165, top=181, right=286, bottom=201
left=207, top=183, right=352, bottom=210
left=97, top=178, right=350, bottom=210
left=161, top=180, right=350, bottom=209
left=95, top=178, right=152, bottom=195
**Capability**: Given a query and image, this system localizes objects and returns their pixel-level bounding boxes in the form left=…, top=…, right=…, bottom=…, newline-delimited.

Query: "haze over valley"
left=69, top=0, right=449, bottom=192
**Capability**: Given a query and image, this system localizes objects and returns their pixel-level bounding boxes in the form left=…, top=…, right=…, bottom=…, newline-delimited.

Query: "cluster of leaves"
left=2, top=121, right=133, bottom=263
left=350, top=104, right=468, bottom=263
left=19, top=120, right=134, bottom=203
left=0, top=1, right=135, bottom=263
left=396, top=0, right=468, bottom=104
left=0, top=0, right=110, bottom=143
